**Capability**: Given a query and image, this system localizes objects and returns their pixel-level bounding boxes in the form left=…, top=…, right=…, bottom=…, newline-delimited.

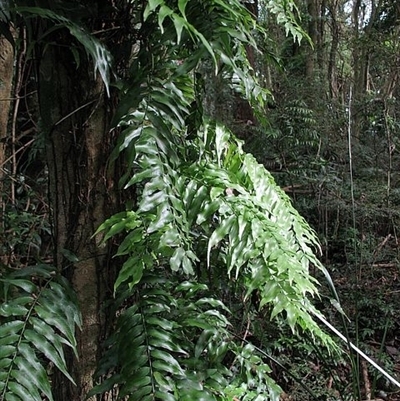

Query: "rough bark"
left=38, top=36, right=114, bottom=400
left=0, top=33, right=14, bottom=215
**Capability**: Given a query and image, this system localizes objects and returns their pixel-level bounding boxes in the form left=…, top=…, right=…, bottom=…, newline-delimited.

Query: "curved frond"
left=14, top=6, right=113, bottom=94
left=93, top=0, right=334, bottom=399
left=0, top=265, right=81, bottom=401
left=91, top=274, right=235, bottom=400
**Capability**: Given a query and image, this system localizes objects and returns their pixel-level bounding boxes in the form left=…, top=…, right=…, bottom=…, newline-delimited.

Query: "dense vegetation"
left=0, top=1, right=400, bottom=400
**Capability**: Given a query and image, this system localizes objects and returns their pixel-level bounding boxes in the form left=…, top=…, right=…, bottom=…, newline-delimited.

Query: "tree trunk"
left=0, top=33, right=14, bottom=217
left=306, top=0, right=317, bottom=78
left=327, top=0, right=339, bottom=99
left=234, top=0, right=258, bottom=126
left=38, top=35, right=115, bottom=401
left=351, top=0, right=379, bottom=140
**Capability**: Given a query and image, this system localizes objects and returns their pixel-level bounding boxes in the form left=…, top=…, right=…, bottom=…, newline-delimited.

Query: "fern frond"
left=226, top=343, right=282, bottom=401
left=93, top=1, right=335, bottom=399
left=0, top=265, right=81, bottom=401
left=16, top=6, right=113, bottom=95
left=91, top=274, right=235, bottom=400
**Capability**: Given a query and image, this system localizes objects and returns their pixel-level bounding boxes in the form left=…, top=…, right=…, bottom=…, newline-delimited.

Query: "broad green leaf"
left=47, top=281, right=82, bottom=328
left=9, top=370, right=42, bottom=401
left=5, top=393, right=23, bottom=401
left=0, top=345, right=15, bottom=359
left=37, top=288, right=73, bottom=324
left=175, top=281, right=208, bottom=294
left=207, top=215, right=236, bottom=266
left=196, top=200, right=220, bottom=225
left=0, top=334, right=20, bottom=347
left=123, top=384, right=152, bottom=399
left=182, top=253, right=194, bottom=275
left=170, top=247, right=185, bottom=272
left=0, top=320, right=24, bottom=338
left=23, top=329, right=75, bottom=384
left=114, top=258, right=144, bottom=291
left=147, top=330, right=185, bottom=354
left=143, top=0, right=164, bottom=21
left=87, top=374, right=122, bottom=397
left=172, top=13, right=186, bottom=44
left=0, top=358, right=12, bottom=369
left=159, top=227, right=181, bottom=248
left=178, top=0, right=188, bottom=18
left=30, top=316, right=71, bottom=359
left=195, top=329, right=215, bottom=358
left=8, top=264, right=54, bottom=279
left=0, top=279, right=36, bottom=294
left=180, top=389, right=216, bottom=401
left=121, top=368, right=152, bottom=391
left=60, top=248, right=79, bottom=263
left=145, top=316, right=176, bottom=332
left=147, top=203, right=173, bottom=233
left=143, top=303, right=171, bottom=315
left=183, top=180, right=200, bottom=209
left=7, top=381, right=37, bottom=401
left=116, top=228, right=144, bottom=256
left=215, top=124, right=230, bottom=167
left=104, top=220, right=129, bottom=242
left=15, top=343, right=53, bottom=401
left=94, top=211, right=130, bottom=235
left=195, top=298, right=230, bottom=311
left=138, top=190, right=167, bottom=213
left=186, top=23, right=217, bottom=68
left=34, top=305, right=76, bottom=349
left=153, top=372, right=174, bottom=391
left=152, top=357, right=183, bottom=376
left=17, top=7, right=112, bottom=95
left=119, top=344, right=147, bottom=367
left=0, top=300, right=30, bottom=317
left=150, top=349, right=184, bottom=375
left=182, top=318, right=213, bottom=331
left=158, top=5, right=174, bottom=33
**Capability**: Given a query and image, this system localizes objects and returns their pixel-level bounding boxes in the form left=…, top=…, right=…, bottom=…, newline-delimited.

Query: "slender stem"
left=348, top=84, right=362, bottom=399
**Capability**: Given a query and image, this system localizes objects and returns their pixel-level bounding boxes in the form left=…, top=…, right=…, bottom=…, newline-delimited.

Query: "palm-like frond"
left=90, top=0, right=337, bottom=399
left=0, top=265, right=81, bottom=401
left=90, top=274, right=234, bottom=400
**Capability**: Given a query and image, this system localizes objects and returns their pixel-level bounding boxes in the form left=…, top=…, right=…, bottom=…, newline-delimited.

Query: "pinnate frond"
left=90, top=274, right=234, bottom=400
left=0, top=265, right=81, bottom=401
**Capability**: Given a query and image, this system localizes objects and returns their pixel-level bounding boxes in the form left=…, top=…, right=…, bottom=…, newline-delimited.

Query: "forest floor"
left=314, top=260, right=400, bottom=401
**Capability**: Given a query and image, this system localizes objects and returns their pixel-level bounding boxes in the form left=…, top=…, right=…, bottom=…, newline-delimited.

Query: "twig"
left=373, top=234, right=392, bottom=258
left=241, top=316, right=251, bottom=348
left=54, top=99, right=97, bottom=127
left=0, top=138, right=35, bottom=169
left=361, top=359, right=371, bottom=400
left=0, top=90, right=37, bottom=101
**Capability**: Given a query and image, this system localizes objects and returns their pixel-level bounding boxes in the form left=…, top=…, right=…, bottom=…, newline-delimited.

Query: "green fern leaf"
left=23, top=329, right=74, bottom=383
left=16, top=7, right=112, bottom=95
left=0, top=267, right=81, bottom=401
left=15, top=342, right=53, bottom=400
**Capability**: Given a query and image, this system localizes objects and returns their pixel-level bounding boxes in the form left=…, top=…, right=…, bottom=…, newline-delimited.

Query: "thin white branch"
left=314, top=313, right=400, bottom=389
